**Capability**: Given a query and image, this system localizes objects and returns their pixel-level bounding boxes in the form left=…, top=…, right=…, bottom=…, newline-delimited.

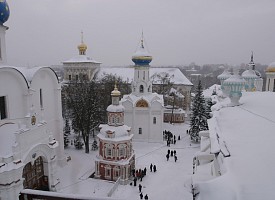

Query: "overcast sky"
left=5, top=0, right=275, bottom=67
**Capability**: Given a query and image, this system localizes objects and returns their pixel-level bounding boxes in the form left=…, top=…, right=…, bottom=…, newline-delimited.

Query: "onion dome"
left=78, top=31, right=87, bottom=55
left=132, top=33, right=152, bottom=66
left=111, top=82, right=121, bottom=96
left=0, top=0, right=9, bottom=25
left=224, top=69, right=246, bottom=89
left=217, top=69, right=231, bottom=81
left=242, top=69, right=258, bottom=79
left=266, top=62, right=275, bottom=73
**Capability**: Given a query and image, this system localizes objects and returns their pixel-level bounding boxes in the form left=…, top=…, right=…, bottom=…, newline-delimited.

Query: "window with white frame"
left=118, top=146, right=125, bottom=157
left=113, top=167, right=120, bottom=179
left=104, top=144, right=113, bottom=158
left=105, top=165, right=111, bottom=178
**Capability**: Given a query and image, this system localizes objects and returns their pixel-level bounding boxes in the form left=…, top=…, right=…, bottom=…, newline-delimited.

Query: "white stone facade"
left=0, top=66, right=65, bottom=199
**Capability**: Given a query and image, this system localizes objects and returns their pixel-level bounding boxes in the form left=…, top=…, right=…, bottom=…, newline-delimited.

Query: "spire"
left=77, top=31, right=87, bottom=55
left=249, top=51, right=255, bottom=70
left=141, top=30, right=144, bottom=49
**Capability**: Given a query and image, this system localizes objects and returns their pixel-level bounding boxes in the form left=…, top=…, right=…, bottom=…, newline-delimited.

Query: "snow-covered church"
left=0, top=1, right=65, bottom=199
left=121, top=35, right=164, bottom=142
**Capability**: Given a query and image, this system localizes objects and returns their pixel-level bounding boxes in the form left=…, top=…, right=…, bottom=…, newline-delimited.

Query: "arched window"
left=153, top=117, right=156, bottom=124
left=136, top=99, right=148, bottom=107
left=140, top=85, right=144, bottom=93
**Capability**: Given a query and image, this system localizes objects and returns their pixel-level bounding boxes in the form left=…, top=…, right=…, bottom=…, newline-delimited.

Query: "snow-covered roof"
left=63, top=55, right=101, bottom=64
left=98, top=124, right=132, bottom=141
left=196, top=91, right=275, bottom=200
left=0, top=65, right=59, bottom=87
left=96, top=67, right=193, bottom=86
left=241, top=69, right=258, bottom=79
left=106, top=104, right=125, bottom=113
left=121, top=92, right=164, bottom=106
left=203, top=84, right=221, bottom=98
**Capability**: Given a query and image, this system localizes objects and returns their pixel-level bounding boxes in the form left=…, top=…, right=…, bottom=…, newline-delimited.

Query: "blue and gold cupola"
left=132, top=32, right=152, bottom=66
left=0, top=0, right=9, bottom=25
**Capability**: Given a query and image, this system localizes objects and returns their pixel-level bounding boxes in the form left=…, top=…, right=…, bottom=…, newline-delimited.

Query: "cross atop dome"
left=131, top=32, right=153, bottom=66
left=78, top=31, right=87, bottom=55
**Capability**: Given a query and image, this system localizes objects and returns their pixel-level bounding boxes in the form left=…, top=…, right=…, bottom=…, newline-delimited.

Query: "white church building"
left=0, top=2, right=65, bottom=199
left=121, top=35, right=164, bottom=142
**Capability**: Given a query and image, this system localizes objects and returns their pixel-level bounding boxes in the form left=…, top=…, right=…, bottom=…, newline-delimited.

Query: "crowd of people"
left=130, top=163, right=159, bottom=199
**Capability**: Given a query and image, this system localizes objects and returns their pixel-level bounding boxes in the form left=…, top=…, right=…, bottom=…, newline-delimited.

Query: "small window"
left=143, top=71, right=145, bottom=80
left=39, top=89, right=43, bottom=109
left=76, top=75, right=79, bottom=81
left=140, top=85, right=144, bottom=93
left=139, top=128, right=142, bottom=134
left=0, top=96, right=7, bottom=119
left=68, top=75, right=72, bottom=80
left=119, top=148, right=125, bottom=157
left=107, top=148, right=112, bottom=156
left=153, top=117, right=156, bottom=124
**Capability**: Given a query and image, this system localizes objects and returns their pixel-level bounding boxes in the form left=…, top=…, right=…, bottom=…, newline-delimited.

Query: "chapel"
left=121, top=34, right=164, bottom=142
left=95, top=84, right=135, bottom=182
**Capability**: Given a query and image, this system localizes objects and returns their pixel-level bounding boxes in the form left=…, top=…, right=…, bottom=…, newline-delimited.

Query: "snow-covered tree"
left=74, top=134, right=84, bottom=150
left=189, top=80, right=209, bottom=142
left=63, top=118, right=70, bottom=148
left=65, top=79, right=103, bottom=153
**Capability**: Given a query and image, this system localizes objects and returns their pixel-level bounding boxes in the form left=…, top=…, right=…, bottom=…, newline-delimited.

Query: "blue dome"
left=0, top=0, right=9, bottom=25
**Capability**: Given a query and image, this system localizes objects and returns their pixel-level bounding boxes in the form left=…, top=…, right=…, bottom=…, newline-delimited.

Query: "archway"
left=22, top=156, right=49, bottom=191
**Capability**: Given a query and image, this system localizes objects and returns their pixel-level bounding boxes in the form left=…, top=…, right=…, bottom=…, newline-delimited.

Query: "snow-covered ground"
left=56, top=122, right=198, bottom=200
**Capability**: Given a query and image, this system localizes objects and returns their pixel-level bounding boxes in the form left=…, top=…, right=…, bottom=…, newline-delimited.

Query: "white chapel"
left=121, top=34, right=164, bottom=142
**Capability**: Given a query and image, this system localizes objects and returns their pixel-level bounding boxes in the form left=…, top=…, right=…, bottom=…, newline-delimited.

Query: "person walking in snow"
left=150, top=163, right=153, bottom=172
left=139, top=184, right=142, bottom=193
left=153, top=165, right=157, bottom=172
left=145, top=194, right=148, bottom=200
left=178, top=135, right=181, bottom=140
left=175, top=155, right=178, bottom=162
left=168, top=149, right=170, bottom=155
left=144, top=167, right=147, bottom=176
left=166, top=153, right=169, bottom=161
left=140, top=192, right=143, bottom=199
left=134, top=177, right=137, bottom=186
left=171, top=150, right=174, bottom=157
left=174, top=150, right=176, bottom=155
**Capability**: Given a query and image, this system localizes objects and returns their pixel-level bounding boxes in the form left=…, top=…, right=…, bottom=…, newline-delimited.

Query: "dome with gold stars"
left=132, top=33, right=152, bottom=66
left=266, top=62, right=275, bottom=73
left=0, top=0, right=9, bottom=25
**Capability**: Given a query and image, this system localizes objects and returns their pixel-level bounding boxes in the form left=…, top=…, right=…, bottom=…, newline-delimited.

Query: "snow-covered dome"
left=266, top=62, right=275, bottom=73
left=224, top=73, right=246, bottom=85
left=107, top=104, right=125, bottom=113
left=132, top=34, right=152, bottom=66
left=242, top=69, right=258, bottom=79
left=217, top=69, right=231, bottom=80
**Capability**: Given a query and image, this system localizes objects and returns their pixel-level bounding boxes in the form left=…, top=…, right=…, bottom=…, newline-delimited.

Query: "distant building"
left=265, top=62, right=275, bottom=92
left=163, top=105, right=185, bottom=123
left=95, top=84, right=135, bottom=182
left=63, top=32, right=101, bottom=82
left=120, top=34, right=164, bottom=142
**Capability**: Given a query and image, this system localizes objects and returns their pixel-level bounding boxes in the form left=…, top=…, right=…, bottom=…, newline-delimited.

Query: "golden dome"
left=111, top=83, right=121, bottom=96
left=78, top=31, right=87, bottom=55
left=266, top=62, right=275, bottom=73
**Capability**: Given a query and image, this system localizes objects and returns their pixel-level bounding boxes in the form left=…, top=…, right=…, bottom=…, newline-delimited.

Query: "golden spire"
left=111, top=81, right=121, bottom=96
left=78, top=31, right=87, bottom=55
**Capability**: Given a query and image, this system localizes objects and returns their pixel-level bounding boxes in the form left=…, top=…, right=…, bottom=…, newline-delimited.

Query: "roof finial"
left=78, top=30, right=87, bottom=55
left=81, top=30, right=84, bottom=43
left=141, top=30, right=144, bottom=48
left=251, top=51, right=254, bottom=62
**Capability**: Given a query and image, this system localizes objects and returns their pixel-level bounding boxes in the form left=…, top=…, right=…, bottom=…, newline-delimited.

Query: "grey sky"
left=5, top=0, right=275, bottom=67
